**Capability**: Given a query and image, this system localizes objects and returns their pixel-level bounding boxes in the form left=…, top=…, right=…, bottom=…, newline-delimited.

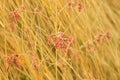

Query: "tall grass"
left=0, top=0, right=120, bottom=80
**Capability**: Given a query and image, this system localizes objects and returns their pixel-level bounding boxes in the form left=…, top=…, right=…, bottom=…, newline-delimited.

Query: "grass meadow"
left=0, top=0, right=120, bottom=80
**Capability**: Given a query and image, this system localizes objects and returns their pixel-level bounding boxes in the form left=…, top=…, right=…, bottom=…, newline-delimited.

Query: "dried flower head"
left=106, top=30, right=111, bottom=39
left=9, top=10, right=20, bottom=20
left=47, top=32, right=74, bottom=51
left=68, top=0, right=82, bottom=12
left=8, top=54, right=15, bottom=65
left=34, top=8, right=40, bottom=14
left=20, top=4, right=27, bottom=12
left=15, top=56, right=22, bottom=68
left=78, top=2, right=82, bottom=12
left=94, top=30, right=111, bottom=43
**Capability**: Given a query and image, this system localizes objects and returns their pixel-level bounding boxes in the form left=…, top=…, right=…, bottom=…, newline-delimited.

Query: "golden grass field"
left=0, top=0, right=120, bottom=80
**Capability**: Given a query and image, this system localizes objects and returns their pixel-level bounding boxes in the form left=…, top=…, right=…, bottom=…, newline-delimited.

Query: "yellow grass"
left=0, top=0, right=120, bottom=80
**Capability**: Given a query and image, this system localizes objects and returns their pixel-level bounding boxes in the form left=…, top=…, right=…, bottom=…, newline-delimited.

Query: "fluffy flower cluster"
left=47, top=32, right=74, bottom=51
left=4, top=54, right=22, bottom=68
